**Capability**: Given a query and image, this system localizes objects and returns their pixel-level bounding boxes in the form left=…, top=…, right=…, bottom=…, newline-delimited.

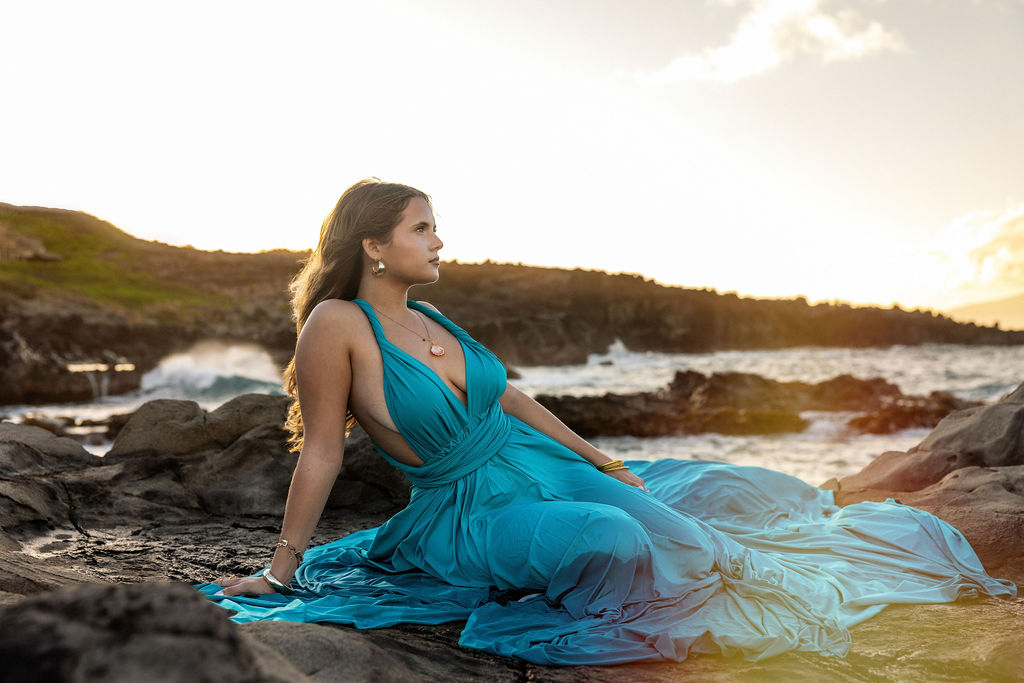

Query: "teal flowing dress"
left=196, top=300, right=1016, bottom=665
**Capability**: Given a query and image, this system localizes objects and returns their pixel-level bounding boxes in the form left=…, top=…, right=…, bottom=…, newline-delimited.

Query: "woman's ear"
left=362, top=237, right=381, bottom=261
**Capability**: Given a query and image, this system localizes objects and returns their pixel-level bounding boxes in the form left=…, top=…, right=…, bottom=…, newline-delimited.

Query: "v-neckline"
left=357, top=299, right=470, bottom=412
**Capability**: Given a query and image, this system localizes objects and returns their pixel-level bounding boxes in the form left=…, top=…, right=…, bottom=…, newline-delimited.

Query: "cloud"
left=926, top=203, right=1024, bottom=307
left=638, top=0, right=905, bottom=84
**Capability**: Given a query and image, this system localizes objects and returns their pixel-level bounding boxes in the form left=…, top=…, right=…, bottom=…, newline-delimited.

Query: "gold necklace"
left=373, top=306, right=446, bottom=357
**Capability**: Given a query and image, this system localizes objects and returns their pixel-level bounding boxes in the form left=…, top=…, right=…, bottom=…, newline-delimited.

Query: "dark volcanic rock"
left=104, top=394, right=410, bottom=516
left=0, top=549, right=107, bottom=596
left=0, top=309, right=170, bottom=405
left=0, top=389, right=1022, bottom=680
left=0, top=423, right=100, bottom=471
left=0, top=395, right=410, bottom=555
left=0, top=425, right=103, bottom=546
left=846, top=391, right=982, bottom=434
left=831, top=382, right=1024, bottom=587
left=0, top=582, right=302, bottom=682
left=536, top=371, right=953, bottom=438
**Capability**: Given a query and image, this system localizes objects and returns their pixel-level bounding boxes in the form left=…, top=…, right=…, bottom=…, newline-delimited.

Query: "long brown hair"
left=283, top=178, right=431, bottom=451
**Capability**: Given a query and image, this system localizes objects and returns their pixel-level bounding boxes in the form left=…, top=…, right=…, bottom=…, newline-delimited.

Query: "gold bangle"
left=262, top=567, right=294, bottom=595
left=601, top=465, right=630, bottom=473
left=596, top=460, right=624, bottom=472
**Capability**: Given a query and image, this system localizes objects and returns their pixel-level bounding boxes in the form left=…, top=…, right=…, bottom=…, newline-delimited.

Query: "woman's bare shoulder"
left=298, top=299, right=370, bottom=350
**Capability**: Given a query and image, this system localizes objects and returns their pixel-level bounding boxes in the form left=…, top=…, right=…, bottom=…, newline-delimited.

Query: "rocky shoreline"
left=1, top=384, right=1022, bottom=680
left=4, top=204, right=1023, bottom=407
left=536, top=370, right=981, bottom=437
left=4, top=370, right=984, bottom=457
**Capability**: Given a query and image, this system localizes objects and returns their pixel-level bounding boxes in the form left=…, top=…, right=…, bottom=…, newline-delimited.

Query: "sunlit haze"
left=3, top=0, right=1023, bottom=313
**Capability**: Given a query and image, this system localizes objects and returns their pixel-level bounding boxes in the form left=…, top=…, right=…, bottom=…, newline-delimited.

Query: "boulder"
left=0, top=582, right=302, bottom=682
left=838, top=383, right=1024, bottom=494
left=832, top=381, right=1024, bottom=587
left=106, top=393, right=292, bottom=460
left=0, top=423, right=100, bottom=471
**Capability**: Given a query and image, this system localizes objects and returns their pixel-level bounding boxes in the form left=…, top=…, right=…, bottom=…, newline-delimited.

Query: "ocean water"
left=512, top=340, right=1022, bottom=402
left=515, top=341, right=1024, bottom=484
left=5, top=340, right=1023, bottom=484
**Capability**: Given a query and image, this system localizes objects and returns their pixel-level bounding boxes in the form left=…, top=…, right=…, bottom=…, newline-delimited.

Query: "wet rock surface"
left=536, top=370, right=982, bottom=437
left=1, top=391, right=1022, bottom=681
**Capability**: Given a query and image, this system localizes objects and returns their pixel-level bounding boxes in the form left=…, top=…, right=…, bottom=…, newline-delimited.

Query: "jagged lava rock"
left=0, top=424, right=102, bottom=547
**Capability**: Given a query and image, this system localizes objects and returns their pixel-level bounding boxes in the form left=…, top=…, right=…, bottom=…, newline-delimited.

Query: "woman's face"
left=377, top=197, right=443, bottom=284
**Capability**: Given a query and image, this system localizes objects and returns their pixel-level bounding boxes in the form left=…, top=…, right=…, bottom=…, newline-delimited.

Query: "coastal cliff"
left=2, top=203, right=1022, bottom=405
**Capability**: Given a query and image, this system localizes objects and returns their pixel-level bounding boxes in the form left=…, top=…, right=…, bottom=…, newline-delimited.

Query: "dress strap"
left=407, top=300, right=473, bottom=344
left=351, top=299, right=387, bottom=340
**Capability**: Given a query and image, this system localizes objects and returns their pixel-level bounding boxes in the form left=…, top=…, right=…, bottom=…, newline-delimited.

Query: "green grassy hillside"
left=0, top=204, right=303, bottom=316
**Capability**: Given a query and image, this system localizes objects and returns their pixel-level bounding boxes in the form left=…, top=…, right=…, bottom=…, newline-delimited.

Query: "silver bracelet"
left=262, top=567, right=294, bottom=595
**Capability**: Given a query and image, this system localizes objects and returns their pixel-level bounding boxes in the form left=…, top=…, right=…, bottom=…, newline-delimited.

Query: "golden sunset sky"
left=2, top=0, right=1023, bottom=312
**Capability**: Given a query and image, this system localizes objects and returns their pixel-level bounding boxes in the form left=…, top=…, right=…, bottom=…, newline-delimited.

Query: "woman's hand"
left=605, top=468, right=648, bottom=491
left=214, top=574, right=275, bottom=597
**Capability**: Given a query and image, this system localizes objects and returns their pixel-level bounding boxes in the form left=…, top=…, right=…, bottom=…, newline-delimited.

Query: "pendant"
left=430, top=344, right=446, bottom=357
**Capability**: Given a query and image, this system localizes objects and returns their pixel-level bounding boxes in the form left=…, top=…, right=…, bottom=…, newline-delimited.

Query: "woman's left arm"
left=499, top=383, right=646, bottom=490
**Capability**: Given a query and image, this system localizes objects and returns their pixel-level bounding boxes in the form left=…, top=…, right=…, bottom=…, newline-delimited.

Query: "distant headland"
left=2, top=203, right=1022, bottom=405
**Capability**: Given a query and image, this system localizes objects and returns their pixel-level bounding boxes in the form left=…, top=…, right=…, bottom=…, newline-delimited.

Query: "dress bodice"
left=351, top=299, right=510, bottom=488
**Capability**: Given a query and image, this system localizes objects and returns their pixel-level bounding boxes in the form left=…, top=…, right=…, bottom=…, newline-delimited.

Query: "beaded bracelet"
left=275, top=539, right=304, bottom=566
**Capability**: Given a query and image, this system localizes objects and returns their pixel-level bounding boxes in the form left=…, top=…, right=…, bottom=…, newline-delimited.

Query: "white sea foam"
left=4, top=341, right=284, bottom=424
left=140, top=340, right=283, bottom=396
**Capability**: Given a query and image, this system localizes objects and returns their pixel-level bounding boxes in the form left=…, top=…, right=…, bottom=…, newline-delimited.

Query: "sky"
left=2, top=0, right=1023, bottom=312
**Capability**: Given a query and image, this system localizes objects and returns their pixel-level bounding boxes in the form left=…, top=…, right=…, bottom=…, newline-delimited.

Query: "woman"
left=202, top=179, right=1015, bottom=665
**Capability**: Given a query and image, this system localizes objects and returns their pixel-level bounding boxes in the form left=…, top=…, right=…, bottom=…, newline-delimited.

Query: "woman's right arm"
left=217, top=302, right=353, bottom=596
